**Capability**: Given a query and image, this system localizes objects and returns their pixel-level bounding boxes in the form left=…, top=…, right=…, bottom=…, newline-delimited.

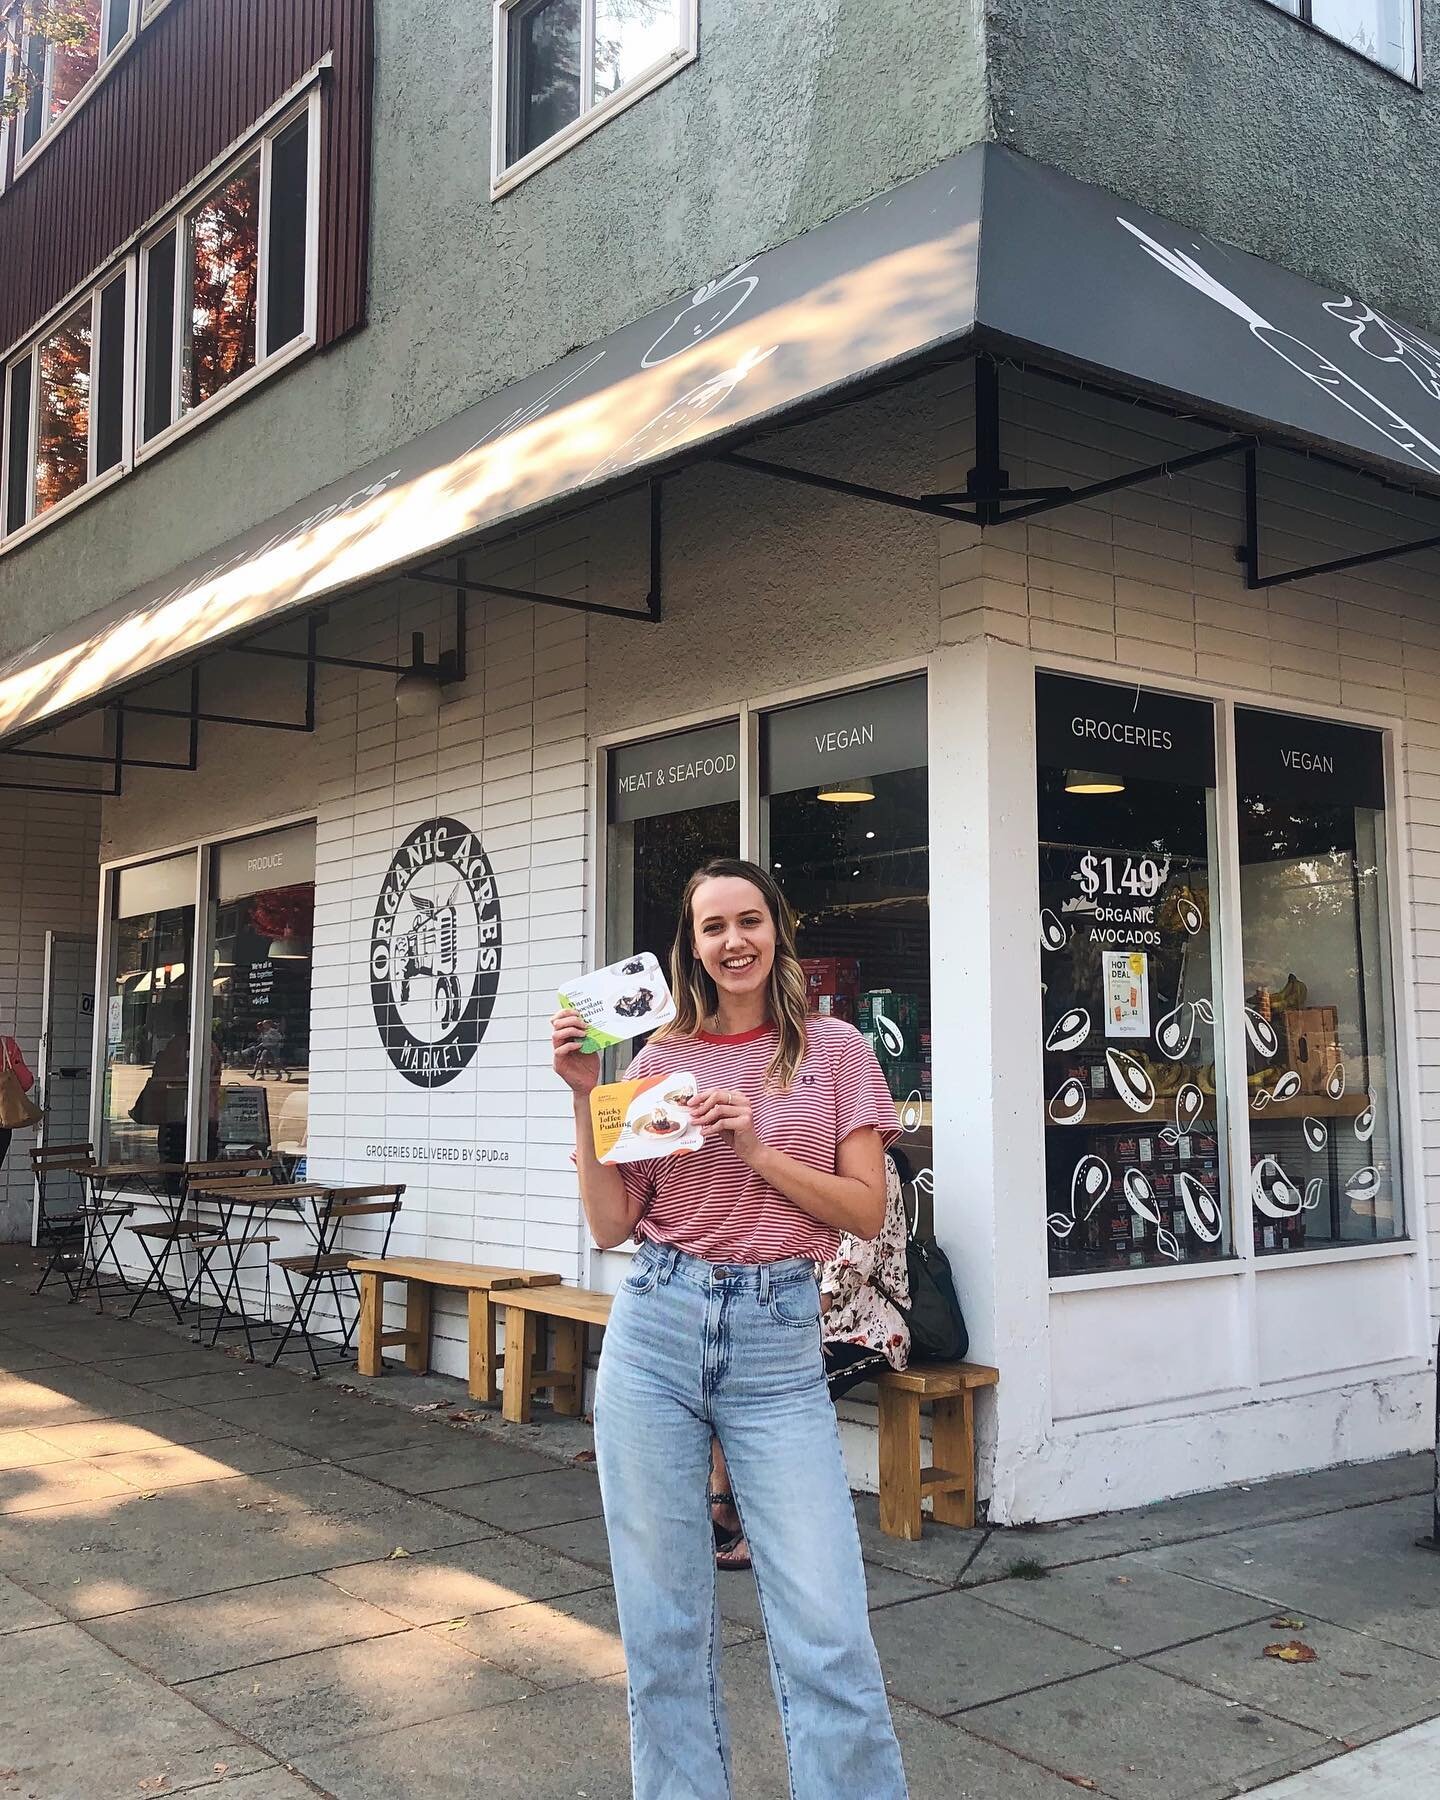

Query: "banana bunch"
left=1271, top=973, right=1308, bottom=1013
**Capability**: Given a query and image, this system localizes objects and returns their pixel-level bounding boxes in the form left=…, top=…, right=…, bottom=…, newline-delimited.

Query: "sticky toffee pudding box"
left=591, top=1071, right=704, bottom=1164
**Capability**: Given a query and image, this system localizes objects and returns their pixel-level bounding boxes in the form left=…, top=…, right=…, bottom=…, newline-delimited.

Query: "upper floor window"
left=1, top=88, right=319, bottom=550
left=495, top=0, right=696, bottom=191
left=1265, top=0, right=1418, bottom=82
left=14, top=0, right=138, bottom=163
left=140, top=102, right=315, bottom=450
left=3, top=263, right=130, bottom=535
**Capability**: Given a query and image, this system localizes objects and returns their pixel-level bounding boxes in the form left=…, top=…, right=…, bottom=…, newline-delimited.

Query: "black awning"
left=6, top=140, right=1440, bottom=746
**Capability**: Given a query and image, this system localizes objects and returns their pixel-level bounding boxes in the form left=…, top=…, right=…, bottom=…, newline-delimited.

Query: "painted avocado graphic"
left=642, top=263, right=759, bottom=368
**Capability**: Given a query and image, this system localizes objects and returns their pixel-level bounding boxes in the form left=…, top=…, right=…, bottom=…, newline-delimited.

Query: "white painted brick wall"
left=0, top=785, right=100, bottom=1239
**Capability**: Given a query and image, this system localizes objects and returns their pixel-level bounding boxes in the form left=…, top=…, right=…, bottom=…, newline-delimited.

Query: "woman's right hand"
left=551, top=1009, right=601, bottom=1096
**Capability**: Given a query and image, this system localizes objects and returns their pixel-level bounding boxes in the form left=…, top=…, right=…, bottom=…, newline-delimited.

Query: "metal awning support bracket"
left=1240, top=443, right=1440, bottom=588
left=406, top=477, right=665, bottom=625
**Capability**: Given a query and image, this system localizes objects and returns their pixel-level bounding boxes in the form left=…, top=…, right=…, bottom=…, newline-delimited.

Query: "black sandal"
left=709, top=1487, right=752, bottom=1573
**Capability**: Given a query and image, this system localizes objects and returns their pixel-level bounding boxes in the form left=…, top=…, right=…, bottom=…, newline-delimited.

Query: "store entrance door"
left=32, top=932, right=96, bottom=1244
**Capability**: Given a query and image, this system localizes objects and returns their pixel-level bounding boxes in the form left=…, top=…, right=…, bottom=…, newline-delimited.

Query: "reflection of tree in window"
left=35, top=307, right=91, bottom=514
left=186, top=157, right=260, bottom=410
left=46, top=0, right=101, bottom=120
left=618, top=802, right=738, bottom=968
left=594, top=0, right=676, bottom=98
left=510, top=0, right=581, bottom=161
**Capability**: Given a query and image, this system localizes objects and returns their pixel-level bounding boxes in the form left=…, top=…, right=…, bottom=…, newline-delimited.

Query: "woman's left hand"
left=689, top=1087, right=760, bottom=1162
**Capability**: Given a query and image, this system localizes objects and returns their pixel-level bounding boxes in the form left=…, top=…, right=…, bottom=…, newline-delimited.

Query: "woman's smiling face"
left=690, top=876, right=775, bottom=1001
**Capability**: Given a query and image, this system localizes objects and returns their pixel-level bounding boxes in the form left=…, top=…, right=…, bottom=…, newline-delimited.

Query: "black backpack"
left=895, top=1185, right=969, bottom=1364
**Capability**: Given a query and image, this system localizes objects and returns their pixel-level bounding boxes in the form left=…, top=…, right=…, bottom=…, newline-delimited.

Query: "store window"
left=606, top=720, right=740, bottom=972
left=497, top=0, right=695, bottom=184
left=762, top=677, right=933, bottom=1183
left=101, top=853, right=196, bottom=1166
left=1036, top=674, right=1231, bottom=1275
left=208, top=824, right=316, bottom=1172
left=1236, top=709, right=1404, bottom=1253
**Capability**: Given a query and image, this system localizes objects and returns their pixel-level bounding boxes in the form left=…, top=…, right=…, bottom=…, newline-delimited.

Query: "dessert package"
left=559, top=951, right=677, bottom=1054
left=591, top=1071, right=704, bottom=1164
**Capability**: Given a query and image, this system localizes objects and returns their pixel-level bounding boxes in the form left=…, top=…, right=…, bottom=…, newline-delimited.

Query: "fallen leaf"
left=212, top=1767, right=229, bottom=1777
left=135, top=1492, right=159, bottom=1501
left=386, top=1546, right=411, bottom=1559
left=1269, top=1616, right=1306, bottom=1630
left=412, top=1402, right=447, bottom=1413
left=1263, top=1640, right=1318, bottom=1665
left=441, top=1618, right=469, bottom=1631
left=1061, top=1779, right=1099, bottom=1792
left=574, top=1450, right=597, bottom=1464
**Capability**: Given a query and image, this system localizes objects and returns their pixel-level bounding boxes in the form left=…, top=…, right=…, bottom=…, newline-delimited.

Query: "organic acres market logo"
left=370, top=818, right=501, bottom=1088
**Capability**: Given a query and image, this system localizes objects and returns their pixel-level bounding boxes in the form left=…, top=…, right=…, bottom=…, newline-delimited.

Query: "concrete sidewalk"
left=1, top=1254, right=1436, bottom=1800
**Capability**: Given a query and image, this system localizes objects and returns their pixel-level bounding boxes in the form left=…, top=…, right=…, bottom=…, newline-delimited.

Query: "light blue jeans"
left=594, top=1241, right=908, bottom=1800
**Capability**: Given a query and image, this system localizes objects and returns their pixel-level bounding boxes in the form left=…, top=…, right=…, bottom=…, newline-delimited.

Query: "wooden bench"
left=493, top=1284, right=613, bottom=1425
left=874, top=1361, right=999, bottom=1540
left=348, top=1257, right=562, bottom=1403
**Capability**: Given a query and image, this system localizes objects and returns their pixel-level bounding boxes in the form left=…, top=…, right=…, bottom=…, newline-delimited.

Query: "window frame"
left=12, top=0, right=140, bottom=177
left=0, top=259, right=135, bottom=547
left=1260, top=0, right=1423, bottom=86
left=136, top=90, right=321, bottom=463
left=1030, top=655, right=1422, bottom=1294
left=92, top=812, right=318, bottom=1167
left=0, top=10, right=15, bottom=196
left=491, top=0, right=698, bottom=198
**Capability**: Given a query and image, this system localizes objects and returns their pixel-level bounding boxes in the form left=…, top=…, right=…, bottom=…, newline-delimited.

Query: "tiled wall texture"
left=0, top=788, right=100, bottom=1239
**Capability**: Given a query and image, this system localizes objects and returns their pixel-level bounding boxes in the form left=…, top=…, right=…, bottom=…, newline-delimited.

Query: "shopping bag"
left=0, top=1042, right=43, bottom=1131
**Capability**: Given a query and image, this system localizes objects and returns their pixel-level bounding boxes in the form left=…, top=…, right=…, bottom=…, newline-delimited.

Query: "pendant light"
left=816, top=775, right=875, bottom=804
left=1064, top=769, right=1125, bottom=795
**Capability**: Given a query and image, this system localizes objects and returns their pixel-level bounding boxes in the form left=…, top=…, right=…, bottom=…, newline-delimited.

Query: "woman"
left=710, top=1151, right=912, bottom=1572
left=552, top=858, right=908, bottom=1800
left=0, top=1034, right=36, bottom=1169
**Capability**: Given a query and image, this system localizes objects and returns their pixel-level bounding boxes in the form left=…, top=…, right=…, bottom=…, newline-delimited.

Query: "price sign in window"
left=1036, top=674, right=1232, bottom=1275
left=1235, top=710, right=1404, bottom=1254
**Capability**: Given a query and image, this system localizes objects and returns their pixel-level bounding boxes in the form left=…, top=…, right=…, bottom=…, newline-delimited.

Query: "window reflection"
left=1236, top=712, right=1403, bottom=1252
left=35, top=306, right=91, bottom=514
left=185, top=155, right=260, bottom=410
left=47, top=0, right=100, bottom=120
left=594, top=0, right=677, bottom=97
left=102, top=856, right=196, bottom=1167
left=508, top=0, right=582, bottom=163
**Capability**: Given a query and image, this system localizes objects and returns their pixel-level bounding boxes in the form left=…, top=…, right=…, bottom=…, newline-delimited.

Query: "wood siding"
left=0, top=0, right=372, bottom=356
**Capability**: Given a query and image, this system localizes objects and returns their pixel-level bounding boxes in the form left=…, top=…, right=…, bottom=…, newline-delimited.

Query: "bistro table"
left=78, top=1163, right=189, bottom=1312
left=182, top=1181, right=332, bottom=1358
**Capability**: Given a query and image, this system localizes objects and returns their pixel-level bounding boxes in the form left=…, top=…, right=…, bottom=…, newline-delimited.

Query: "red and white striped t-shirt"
left=619, top=1017, right=899, bottom=1264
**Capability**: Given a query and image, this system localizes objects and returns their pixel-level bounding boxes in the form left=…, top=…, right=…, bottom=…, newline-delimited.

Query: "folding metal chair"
left=30, top=1142, right=93, bottom=1299
left=181, top=1164, right=294, bottom=1359
left=73, top=1175, right=138, bottom=1311
left=270, top=1185, right=405, bottom=1376
left=125, top=1156, right=282, bottom=1324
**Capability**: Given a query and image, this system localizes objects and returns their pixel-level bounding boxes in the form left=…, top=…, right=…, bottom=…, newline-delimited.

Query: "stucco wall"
left=988, top=0, right=1440, bottom=336
left=0, top=0, right=987, bottom=666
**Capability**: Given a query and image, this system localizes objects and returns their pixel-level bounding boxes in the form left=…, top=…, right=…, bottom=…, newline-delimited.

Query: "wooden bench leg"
left=929, top=1391, right=977, bottom=1530
left=552, top=1318, right=585, bottom=1417
left=356, top=1272, right=384, bottom=1377
left=405, top=1280, right=432, bottom=1375
left=877, top=1384, right=923, bottom=1540
left=467, top=1288, right=500, bottom=1404
left=502, top=1307, right=538, bottom=1424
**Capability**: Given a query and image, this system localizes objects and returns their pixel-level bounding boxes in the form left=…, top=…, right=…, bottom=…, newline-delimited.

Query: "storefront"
left=2, top=143, right=1436, bottom=1522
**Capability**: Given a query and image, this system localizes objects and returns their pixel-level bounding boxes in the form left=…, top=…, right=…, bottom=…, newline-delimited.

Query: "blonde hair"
left=656, top=858, right=810, bottom=1090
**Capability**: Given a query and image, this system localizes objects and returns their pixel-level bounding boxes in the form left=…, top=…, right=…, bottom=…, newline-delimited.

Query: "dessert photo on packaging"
left=591, top=1071, right=705, bottom=1164
left=559, top=951, right=677, bottom=1054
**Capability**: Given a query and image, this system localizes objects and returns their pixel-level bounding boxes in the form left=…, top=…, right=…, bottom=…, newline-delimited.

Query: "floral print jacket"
left=819, top=1158, right=911, bottom=1370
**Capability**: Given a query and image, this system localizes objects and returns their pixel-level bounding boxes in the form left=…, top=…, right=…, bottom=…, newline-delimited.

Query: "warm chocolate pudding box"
left=559, top=951, right=677, bottom=1054
left=591, top=1071, right=704, bottom=1164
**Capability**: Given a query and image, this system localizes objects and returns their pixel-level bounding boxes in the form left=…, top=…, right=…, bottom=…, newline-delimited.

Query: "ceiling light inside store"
left=817, top=776, right=875, bottom=803
left=1064, top=769, right=1125, bottom=795
left=394, top=668, right=444, bottom=718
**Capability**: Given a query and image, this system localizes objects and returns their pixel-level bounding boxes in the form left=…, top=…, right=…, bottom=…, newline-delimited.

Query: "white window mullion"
left=87, top=288, right=101, bottom=483
left=25, top=345, right=38, bottom=524
left=171, top=214, right=185, bottom=420
left=579, top=0, right=596, bottom=113
left=256, top=130, right=274, bottom=364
